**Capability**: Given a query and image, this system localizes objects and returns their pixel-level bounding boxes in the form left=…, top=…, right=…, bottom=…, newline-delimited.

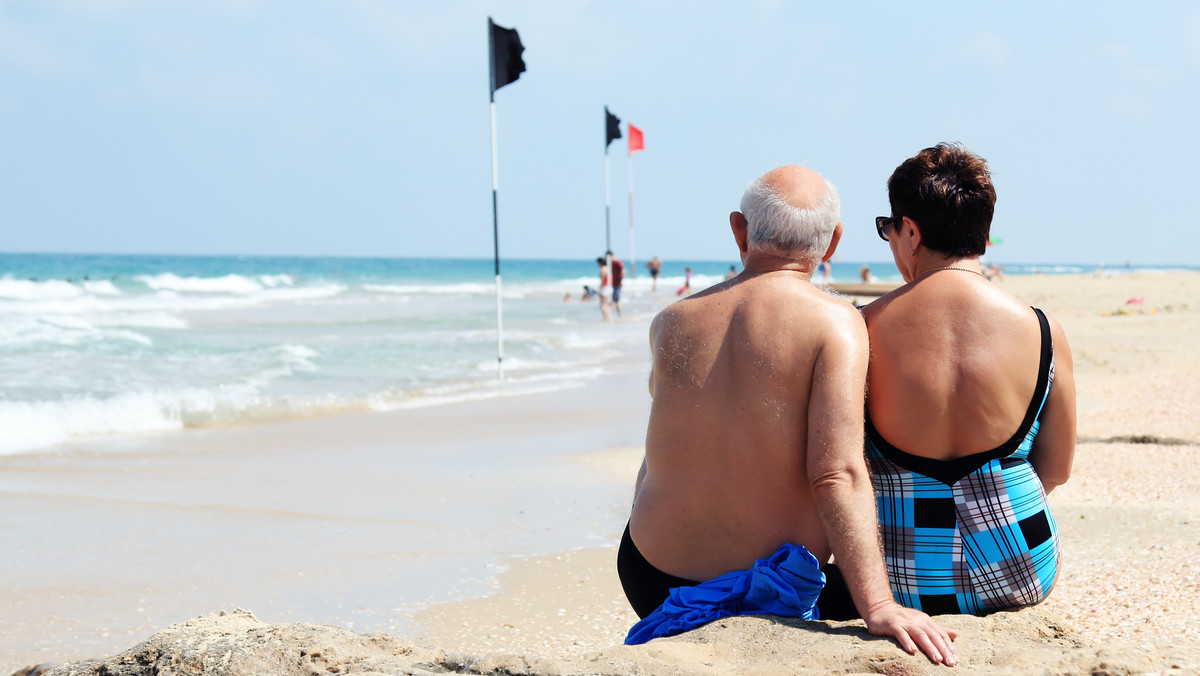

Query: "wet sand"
left=0, top=363, right=652, bottom=673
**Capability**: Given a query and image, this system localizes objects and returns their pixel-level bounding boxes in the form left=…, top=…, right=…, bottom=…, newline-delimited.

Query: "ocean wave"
left=279, top=343, right=320, bottom=362
left=0, top=393, right=183, bottom=455
left=0, top=351, right=619, bottom=455
left=561, top=333, right=622, bottom=350
left=91, top=312, right=189, bottom=330
left=135, top=273, right=272, bottom=294
left=0, top=282, right=346, bottom=319
left=259, top=274, right=295, bottom=288
left=0, top=389, right=384, bottom=455
left=374, top=365, right=607, bottom=411
left=83, top=279, right=121, bottom=295
left=0, top=316, right=156, bottom=348
left=0, top=277, right=86, bottom=301
left=363, top=282, right=497, bottom=296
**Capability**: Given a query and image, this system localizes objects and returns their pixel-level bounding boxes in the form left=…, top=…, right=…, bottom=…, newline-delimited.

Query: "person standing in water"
left=646, top=256, right=663, bottom=291
left=596, top=257, right=612, bottom=320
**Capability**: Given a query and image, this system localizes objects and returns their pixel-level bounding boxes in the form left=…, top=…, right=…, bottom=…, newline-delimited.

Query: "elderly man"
left=618, top=165, right=958, bottom=664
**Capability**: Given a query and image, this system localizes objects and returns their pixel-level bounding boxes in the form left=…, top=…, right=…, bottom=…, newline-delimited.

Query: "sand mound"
left=39, top=608, right=1200, bottom=676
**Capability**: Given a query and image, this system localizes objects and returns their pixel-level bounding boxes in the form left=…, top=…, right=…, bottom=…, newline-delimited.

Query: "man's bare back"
left=633, top=270, right=865, bottom=580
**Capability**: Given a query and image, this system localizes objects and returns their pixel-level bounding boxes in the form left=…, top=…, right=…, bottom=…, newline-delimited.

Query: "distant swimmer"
left=607, top=250, right=625, bottom=318
left=646, top=256, right=663, bottom=291
left=596, top=257, right=612, bottom=320
left=675, top=267, right=692, bottom=296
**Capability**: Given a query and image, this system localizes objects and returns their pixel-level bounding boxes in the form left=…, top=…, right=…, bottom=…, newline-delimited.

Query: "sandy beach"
left=5, top=270, right=1200, bottom=675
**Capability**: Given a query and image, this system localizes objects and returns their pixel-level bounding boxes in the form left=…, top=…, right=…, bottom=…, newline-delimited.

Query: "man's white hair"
left=739, top=174, right=840, bottom=259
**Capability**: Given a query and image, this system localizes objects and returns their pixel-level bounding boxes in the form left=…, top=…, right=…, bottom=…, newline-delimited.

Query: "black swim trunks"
left=617, top=522, right=699, bottom=618
left=616, top=522, right=859, bottom=620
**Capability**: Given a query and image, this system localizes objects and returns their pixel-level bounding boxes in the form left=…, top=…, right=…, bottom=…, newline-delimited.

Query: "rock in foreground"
left=39, top=608, right=1200, bottom=675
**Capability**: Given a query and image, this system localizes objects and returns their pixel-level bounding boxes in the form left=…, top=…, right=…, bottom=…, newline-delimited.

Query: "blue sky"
left=2, top=0, right=1198, bottom=266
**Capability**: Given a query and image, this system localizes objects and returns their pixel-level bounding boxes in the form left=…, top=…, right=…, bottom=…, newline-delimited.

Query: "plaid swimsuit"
left=866, top=308, right=1060, bottom=615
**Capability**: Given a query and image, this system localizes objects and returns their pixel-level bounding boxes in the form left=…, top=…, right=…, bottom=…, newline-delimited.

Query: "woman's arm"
left=1029, top=316, right=1077, bottom=493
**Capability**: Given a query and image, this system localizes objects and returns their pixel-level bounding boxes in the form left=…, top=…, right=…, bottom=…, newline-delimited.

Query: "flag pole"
left=604, top=149, right=613, bottom=324
left=628, top=148, right=636, bottom=281
left=604, top=146, right=612, bottom=253
left=488, top=21, right=504, bottom=380
left=603, top=107, right=620, bottom=322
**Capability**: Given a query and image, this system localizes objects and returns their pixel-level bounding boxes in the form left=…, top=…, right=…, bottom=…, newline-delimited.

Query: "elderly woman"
left=862, top=143, right=1076, bottom=615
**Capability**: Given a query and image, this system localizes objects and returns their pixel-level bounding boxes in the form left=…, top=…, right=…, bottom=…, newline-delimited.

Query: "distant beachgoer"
left=676, top=267, right=692, bottom=296
left=815, top=260, right=833, bottom=285
left=646, top=256, right=663, bottom=290
left=725, top=265, right=737, bottom=280
left=596, top=257, right=612, bottom=320
left=607, top=250, right=625, bottom=318
left=581, top=285, right=597, bottom=301
left=864, top=142, right=1076, bottom=616
left=859, top=264, right=874, bottom=284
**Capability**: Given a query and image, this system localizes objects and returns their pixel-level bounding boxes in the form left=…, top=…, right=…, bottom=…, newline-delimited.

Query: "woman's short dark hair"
left=887, top=143, right=996, bottom=257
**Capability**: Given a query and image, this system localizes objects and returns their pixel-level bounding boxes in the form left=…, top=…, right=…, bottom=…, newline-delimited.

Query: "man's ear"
left=822, top=222, right=843, bottom=263
left=730, top=211, right=750, bottom=253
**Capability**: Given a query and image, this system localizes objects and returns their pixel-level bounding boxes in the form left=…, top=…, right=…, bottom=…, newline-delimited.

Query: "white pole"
left=604, top=151, right=612, bottom=252
left=628, top=151, right=636, bottom=283
left=490, top=100, right=504, bottom=380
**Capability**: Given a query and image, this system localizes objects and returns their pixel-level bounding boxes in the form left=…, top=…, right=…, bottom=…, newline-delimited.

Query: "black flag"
left=489, top=17, right=525, bottom=94
left=606, top=107, right=622, bottom=148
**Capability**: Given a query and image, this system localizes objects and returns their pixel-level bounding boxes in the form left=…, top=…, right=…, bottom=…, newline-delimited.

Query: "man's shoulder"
left=752, top=278, right=863, bottom=319
left=756, top=283, right=868, bottom=350
left=810, top=287, right=868, bottom=324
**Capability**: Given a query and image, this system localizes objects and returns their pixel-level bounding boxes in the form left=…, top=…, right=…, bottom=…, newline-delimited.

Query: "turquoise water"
left=1, top=253, right=1190, bottom=455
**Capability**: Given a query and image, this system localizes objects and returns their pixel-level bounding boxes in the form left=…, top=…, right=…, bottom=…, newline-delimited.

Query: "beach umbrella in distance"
left=487, top=17, right=526, bottom=380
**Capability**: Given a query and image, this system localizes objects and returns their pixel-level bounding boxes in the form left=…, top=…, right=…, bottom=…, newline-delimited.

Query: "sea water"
left=1, top=253, right=1184, bottom=455
left=0, top=254, right=744, bottom=455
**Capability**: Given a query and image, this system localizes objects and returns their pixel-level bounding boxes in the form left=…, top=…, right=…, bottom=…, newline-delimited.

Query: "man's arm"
left=636, top=312, right=663, bottom=502
left=807, top=311, right=958, bottom=666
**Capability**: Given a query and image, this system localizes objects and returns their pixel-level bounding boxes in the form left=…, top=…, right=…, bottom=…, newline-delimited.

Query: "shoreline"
left=0, top=365, right=654, bottom=673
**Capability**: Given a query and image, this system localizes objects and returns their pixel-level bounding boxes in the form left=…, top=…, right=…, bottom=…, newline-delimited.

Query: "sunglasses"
left=875, top=216, right=899, bottom=242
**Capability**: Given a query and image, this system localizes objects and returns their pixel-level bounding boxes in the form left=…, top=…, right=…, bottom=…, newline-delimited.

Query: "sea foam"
left=135, top=273, right=266, bottom=294
left=0, top=393, right=182, bottom=455
left=0, top=278, right=85, bottom=301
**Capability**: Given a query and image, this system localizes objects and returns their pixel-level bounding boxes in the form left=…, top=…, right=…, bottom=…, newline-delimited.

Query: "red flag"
left=628, top=123, right=644, bottom=153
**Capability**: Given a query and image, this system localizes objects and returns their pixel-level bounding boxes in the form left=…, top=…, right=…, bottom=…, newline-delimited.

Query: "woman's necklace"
left=915, top=266, right=988, bottom=281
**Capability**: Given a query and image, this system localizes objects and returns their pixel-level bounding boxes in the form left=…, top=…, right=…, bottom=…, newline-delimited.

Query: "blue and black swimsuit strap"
left=1018, top=307, right=1054, bottom=428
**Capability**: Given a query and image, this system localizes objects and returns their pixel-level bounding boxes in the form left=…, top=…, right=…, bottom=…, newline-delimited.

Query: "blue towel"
left=624, top=542, right=826, bottom=645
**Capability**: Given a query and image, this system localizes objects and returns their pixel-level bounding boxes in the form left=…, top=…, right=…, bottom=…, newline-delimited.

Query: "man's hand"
left=862, top=602, right=959, bottom=666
